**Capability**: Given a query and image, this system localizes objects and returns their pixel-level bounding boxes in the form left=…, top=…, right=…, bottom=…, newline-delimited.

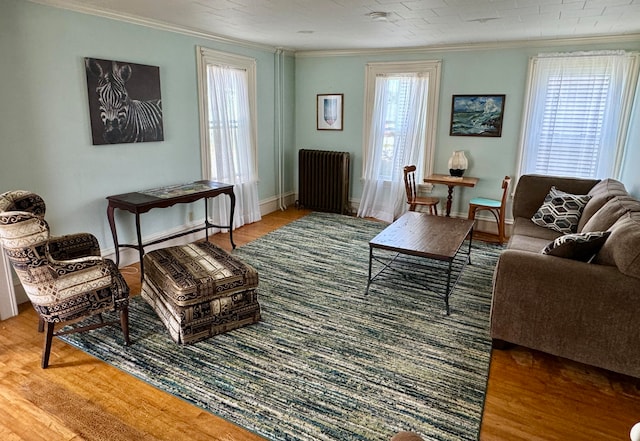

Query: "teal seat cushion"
left=470, top=197, right=501, bottom=208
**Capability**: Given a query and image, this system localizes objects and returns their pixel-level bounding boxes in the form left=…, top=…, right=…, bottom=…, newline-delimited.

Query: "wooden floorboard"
left=1, top=207, right=638, bottom=440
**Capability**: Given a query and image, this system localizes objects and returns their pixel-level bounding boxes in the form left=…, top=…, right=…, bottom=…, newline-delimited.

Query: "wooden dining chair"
left=468, top=176, right=511, bottom=243
left=403, top=165, right=439, bottom=215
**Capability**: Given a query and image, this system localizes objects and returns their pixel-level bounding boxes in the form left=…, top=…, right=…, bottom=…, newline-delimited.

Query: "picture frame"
left=450, top=94, right=505, bottom=137
left=317, top=94, right=343, bottom=130
left=85, top=57, right=164, bottom=145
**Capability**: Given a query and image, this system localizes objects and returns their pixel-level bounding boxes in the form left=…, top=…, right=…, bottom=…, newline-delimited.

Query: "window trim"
left=196, top=46, right=259, bottom=181
left=362, top=60, right=441, bottom=181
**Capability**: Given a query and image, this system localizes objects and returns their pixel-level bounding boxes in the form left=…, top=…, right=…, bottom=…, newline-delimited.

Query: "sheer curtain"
left=519, top=50, right=638, bottom=179
left=357, top=74, right=429, bottom=222
left=205, top=64, right=261, bottom=229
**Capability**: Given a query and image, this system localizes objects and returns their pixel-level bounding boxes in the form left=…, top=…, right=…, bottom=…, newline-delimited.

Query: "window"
left=196, top=47, right=261, bottom=228
left=518, top=51, right=639, bottom=179
left=358, top=61, right=441, bottom=222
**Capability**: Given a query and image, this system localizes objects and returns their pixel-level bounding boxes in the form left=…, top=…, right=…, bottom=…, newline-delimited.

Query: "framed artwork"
left=450, top=94, right=505, bottom=137
left=85, top=57, right=164, bottom=145
left=317, top=94, right=343, bottom=130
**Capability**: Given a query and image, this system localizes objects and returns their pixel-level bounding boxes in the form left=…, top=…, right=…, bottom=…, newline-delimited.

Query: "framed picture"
left=450, top=94, right=505, bottom=137
left=317, top=94, right=343, bottom=130
left=85, top=57, right=164, bottom=145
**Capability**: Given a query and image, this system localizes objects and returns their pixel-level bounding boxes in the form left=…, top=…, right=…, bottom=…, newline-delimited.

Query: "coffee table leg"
left=365, top=246, right=373, bottom=295
left=445, top=260, right=452, bottom=315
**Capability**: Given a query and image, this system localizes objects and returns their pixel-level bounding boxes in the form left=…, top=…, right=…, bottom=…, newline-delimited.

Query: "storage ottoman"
left=140, top=242, right=260, bottom=344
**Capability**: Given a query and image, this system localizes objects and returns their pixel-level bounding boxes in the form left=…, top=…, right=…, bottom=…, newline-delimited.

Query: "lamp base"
left=449, top=169, right=465, bottom=177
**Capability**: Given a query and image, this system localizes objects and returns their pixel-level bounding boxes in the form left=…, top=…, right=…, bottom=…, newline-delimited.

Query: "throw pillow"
left=542, top=230, right=611, bottom=262
left=532, top=187, right=592, bottom=234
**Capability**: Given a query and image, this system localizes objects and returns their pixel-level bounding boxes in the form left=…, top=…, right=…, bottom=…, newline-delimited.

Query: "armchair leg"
left=42, top=321, right=55, bottom=369
left=120, top=306, right=130, bottom=346
left=37, top=317, right=44, bottom=333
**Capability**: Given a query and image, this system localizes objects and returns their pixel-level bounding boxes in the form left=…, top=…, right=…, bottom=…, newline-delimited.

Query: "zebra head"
left=86, top=59, right=133, bottom=144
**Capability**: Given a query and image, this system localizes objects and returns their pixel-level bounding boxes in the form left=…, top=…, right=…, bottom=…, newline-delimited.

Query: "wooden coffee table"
left=366, top=212, right=474, bottom=314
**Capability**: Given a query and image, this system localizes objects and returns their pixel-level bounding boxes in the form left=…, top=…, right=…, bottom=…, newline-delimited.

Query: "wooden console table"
left=106, top=180, right=235, bottom=278
left=424, top=174, right=479, bottom=217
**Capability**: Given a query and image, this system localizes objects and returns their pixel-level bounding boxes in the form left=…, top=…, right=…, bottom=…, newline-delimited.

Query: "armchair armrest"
left=48, top=232, right=101, bottom=260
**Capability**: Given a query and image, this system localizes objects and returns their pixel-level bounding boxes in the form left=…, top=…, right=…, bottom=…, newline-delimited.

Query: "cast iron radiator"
left=296, top=149, right=350, bottom=215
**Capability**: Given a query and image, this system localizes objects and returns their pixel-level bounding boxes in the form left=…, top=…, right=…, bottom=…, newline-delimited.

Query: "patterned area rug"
left=61, top=212, right=503, bottom=441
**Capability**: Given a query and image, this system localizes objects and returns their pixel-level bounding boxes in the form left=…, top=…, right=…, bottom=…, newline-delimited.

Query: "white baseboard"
left=105, top=191, right=298, bottom=267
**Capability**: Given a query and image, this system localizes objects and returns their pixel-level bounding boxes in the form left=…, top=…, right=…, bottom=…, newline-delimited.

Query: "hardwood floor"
left=1, top=207, right=638, bottom=440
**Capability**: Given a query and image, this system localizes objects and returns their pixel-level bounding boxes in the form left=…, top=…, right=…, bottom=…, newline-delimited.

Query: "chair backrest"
left=403, top=165, right=418, bottom=203
left=0, top=191, right=51, bottom=296
left=499, top=176, right=512, bottom=207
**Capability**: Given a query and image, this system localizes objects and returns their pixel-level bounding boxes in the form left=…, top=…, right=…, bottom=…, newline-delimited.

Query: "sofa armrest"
left=491, top=249, right=640, bottom=377
left=512, top=174, right=599, bottom=219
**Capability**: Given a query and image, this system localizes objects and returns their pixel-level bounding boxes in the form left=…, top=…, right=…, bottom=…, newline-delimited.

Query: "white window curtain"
left=357, top=74, right=430, bottom=222
left=519, top=50, right=639, bottom=179
left=200, top=53, right=261, bottom=230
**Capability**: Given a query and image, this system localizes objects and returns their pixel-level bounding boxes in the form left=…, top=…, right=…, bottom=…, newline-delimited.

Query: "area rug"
left=61, top=212, right=503, bottom=441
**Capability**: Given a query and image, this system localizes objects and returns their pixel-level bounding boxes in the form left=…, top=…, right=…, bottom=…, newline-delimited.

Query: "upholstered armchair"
left=0, top=190, right=130, bottom=368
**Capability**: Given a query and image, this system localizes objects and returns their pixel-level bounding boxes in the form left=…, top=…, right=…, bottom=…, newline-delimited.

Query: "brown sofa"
left=491, top=174, right=640, bottom=378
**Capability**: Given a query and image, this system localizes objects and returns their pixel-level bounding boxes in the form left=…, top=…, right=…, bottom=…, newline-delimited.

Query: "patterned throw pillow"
left=542, top=231, right=611, bottom=262
left=532, top=187, right=592, bottom=234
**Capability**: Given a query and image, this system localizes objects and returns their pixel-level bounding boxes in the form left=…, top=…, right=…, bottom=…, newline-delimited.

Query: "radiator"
left=297, top=149, right=350, bottom=215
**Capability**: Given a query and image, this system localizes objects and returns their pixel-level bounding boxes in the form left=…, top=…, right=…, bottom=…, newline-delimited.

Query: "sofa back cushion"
left=593, top=212, right=640, bottom=279
left=577, top=178, right=628, bottom=231
left=582, top=195, right=640, bottom=233
left=512, top=174, right=599, bottom=219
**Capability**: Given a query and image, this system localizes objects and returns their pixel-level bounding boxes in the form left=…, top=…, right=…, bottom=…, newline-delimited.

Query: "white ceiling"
left=30, top=0, right=640, bottom=51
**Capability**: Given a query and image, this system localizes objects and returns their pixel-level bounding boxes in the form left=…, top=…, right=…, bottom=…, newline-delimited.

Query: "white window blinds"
left=519, top=51, right=639, bottom=179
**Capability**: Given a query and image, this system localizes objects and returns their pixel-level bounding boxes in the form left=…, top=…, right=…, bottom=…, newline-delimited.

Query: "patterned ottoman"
left=140, top=242, right=260, bottom=344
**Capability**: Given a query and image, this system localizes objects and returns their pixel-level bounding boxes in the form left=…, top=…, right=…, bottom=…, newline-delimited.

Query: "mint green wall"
left=2, top=0, right=639, bottom=256
left=0, top=0, right=295, bottom=252
left=295, top=40, right=640, bottom=214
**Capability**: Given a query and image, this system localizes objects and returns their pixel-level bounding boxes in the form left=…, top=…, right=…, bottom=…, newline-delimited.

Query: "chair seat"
left=469, top=197, right=501, bottom=208
left=413, top=196, right=439, bottom=205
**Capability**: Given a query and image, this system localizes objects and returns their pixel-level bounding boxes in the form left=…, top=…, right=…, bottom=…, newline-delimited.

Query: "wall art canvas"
left=85, top=57, right=164, bottom=145
left=450, top=94, right=505, bottom=137
left=317, top=94, right=343, bottom=130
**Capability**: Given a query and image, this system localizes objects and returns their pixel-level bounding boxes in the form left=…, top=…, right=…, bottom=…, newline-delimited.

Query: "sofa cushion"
left=582, top=195, right=640, bottom=232
left=542, top=231, right=610, bottom=262
left=593, top=212, right=640, bottom=279
left=508, top=234, right=555, bottom=253
left=578, top=178, right=628, bottom=231
left=511, top=217, right=562, bottom=241
left=531, top=187, right=591, bottom=234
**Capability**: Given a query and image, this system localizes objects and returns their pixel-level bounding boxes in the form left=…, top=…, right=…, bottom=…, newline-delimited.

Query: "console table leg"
left=228, top=191, right=236, bottom=249
left=135, top=213, right=144, bottom=281
left=107, top=205, right=121, bottom=267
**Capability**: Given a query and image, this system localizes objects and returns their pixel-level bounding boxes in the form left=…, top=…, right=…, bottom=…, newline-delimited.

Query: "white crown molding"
left=26, top=0, right=296, bottom=54
left=26, top=0, right=638, bottom=57
left=295, top=33, right=640, bottom=58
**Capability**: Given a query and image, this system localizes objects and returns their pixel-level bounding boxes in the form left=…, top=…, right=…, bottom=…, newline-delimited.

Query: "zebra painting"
left=85, top=58, right=164, bottom=145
